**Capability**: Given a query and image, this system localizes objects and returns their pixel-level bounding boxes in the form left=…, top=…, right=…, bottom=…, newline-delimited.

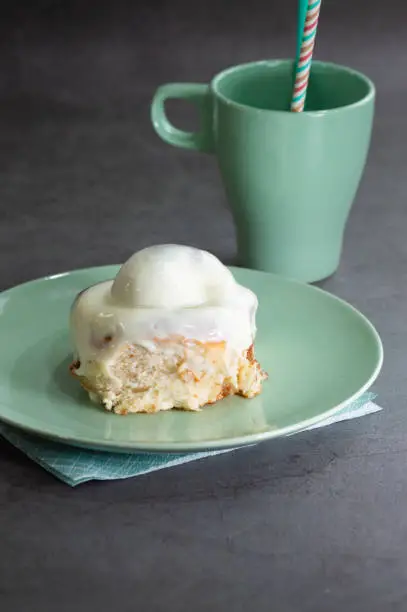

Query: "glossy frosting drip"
left=71, top=245, right=258, bottom=364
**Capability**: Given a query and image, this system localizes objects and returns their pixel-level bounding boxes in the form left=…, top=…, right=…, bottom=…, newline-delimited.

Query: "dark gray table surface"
left=1, top=1, right=406, bottom=610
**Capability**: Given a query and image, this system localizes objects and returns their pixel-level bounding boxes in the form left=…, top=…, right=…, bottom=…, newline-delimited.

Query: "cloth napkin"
left=0, top=392, right=380, bottom=486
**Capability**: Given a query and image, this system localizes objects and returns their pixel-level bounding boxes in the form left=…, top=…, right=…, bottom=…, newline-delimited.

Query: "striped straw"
left=291, top=0, right=322, bottom=112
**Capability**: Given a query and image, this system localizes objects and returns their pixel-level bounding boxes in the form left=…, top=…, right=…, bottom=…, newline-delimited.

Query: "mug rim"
left=211, top=59, right=375, bottom=116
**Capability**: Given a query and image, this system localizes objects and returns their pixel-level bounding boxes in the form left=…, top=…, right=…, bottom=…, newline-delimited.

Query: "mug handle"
left=151, top=83, right=214, bottom=153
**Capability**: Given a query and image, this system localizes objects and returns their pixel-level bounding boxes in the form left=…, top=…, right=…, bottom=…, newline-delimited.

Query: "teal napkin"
left=0, top=392, right=380, bottom=486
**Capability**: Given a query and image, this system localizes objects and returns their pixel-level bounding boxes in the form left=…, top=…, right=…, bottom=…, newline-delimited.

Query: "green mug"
left=151, top=60, right=375, bottom=282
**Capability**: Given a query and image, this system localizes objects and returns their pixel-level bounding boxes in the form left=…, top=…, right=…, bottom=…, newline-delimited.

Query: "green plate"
left=0, top=266, right=383, bottom=453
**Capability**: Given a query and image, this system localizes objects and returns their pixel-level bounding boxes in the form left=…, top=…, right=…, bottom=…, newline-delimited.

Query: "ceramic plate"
left=0, top=266, right=383, bottom=452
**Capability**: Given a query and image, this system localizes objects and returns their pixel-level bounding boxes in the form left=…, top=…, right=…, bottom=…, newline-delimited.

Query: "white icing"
left=111, top=244, right=236, bottom=308
left=71, top=245, right=258, bottom=364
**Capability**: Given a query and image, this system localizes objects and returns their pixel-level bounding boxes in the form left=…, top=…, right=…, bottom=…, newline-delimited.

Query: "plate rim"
left=0, top=265, right=384, bottom=453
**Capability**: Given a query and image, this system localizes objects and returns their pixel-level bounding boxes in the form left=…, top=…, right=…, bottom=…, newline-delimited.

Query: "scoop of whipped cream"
left=71, top=245, right=258, bottom=362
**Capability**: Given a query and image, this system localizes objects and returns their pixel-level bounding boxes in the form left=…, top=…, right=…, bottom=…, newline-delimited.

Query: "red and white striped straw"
left=291, top=0, right=322, bottom=112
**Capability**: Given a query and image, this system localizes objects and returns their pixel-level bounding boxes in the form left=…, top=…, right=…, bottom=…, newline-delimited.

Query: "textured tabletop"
left=0, top=1, right=405, bottom=610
